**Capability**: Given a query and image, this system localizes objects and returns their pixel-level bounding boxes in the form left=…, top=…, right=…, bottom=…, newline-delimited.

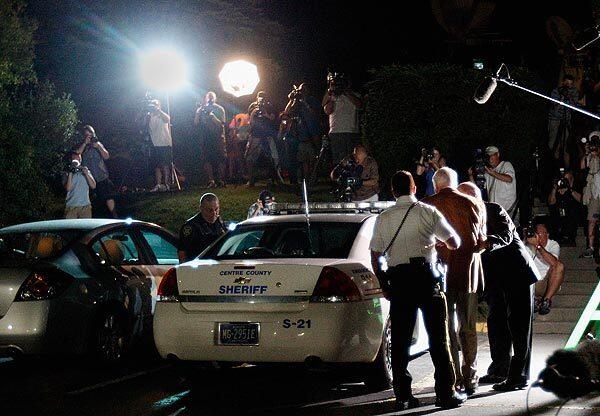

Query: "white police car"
left=153, top=202, right=429, bottom=389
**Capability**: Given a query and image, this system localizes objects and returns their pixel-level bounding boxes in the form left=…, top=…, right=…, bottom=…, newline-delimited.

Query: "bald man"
left=423, top=168, right=486, bottom=395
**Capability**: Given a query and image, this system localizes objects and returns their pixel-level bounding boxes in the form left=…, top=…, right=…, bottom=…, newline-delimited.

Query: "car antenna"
left=302, top=179, right=315, bottom=254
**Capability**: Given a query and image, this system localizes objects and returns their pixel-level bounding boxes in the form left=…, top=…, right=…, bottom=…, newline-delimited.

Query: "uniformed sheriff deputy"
left=370, top=170, right=466, bottom=411
left=178, top=193, right=227, bottom=262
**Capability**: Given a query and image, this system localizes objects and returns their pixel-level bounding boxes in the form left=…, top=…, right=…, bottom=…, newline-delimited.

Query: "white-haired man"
left=423, top=167, right=487, bottom=395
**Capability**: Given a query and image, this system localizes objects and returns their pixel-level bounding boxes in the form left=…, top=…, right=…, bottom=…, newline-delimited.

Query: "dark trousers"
left=390, top=268, right=456, bottom=399
left=485, top=283, right=534, bottom=381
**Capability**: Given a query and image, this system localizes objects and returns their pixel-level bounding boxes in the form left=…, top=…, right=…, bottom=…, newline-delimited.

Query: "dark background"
left=27, top=0, right=594, bottom=141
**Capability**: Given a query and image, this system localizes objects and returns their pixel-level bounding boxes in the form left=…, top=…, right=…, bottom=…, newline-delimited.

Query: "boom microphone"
left=473, top=76, right=498, bottom=104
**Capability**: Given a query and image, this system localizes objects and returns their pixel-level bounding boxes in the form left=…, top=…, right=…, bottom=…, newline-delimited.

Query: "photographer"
left=581, top=132, right=600, bottom=258
left=76, top=125, right=118, bottom=218
left=62, top=151, right=96, bottom=219
left=246, top=91, right=279, bottom=187
left=195, top=92, right=227, bottom=188
left=281, top=83, right=322, bottom=184
left=247, top=190, right=275, bottom=219
left=548, top=75, right=579, bottom=166
left=525, top=224, right=565, bottom=314
left=322, top=72, right=363, bottom=166
left=548, top=169, right=583, bottom=246
left=147, top=99, right=173, bottom=192
left=469, top=146, right=517, bottom=218
left=330, top=144, right=379, bottom=202
left=416, top=147, right=447, bottom=197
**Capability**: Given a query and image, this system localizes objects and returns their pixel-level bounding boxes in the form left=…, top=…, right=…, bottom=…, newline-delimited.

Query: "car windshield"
left=202, top=221, right=361, bottom=260
left=0, top=230, right=83, bottom=265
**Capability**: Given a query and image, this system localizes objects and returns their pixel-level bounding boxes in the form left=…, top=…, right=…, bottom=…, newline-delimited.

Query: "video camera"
left=327, top=71, right=348, bottom=95
left=67, top=159, right=84, bottom=174
left=334, top=158, right=362, bottom=202
left=472, top=148, right=490, bottom=190
left=581, top=133, right=600, bottom=152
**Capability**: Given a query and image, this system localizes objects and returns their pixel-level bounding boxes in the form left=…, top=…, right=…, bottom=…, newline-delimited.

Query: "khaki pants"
left=446, top=290, right=479, bottom=388
left=65, top=205, right=92, bottom=219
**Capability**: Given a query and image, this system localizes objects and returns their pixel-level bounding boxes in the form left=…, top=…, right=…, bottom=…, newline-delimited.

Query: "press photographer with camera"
left=146, top=99, right=173, bottom=192
left=281, top=83, right=322, bottom=184
left=548, top=169, right=583, bottom=246
left=195, top=91, right=227, bottom=188
left=416, top=147, right=447, bottom=197
left=323, top=71, right=363, bottom=166
left=247, top=190, right=275, bottom=219
left=581, top=131, right=600, bottom=258
left=246, top=91, right=280, bottom=187
left=469, top=146, right=517, bottom=219
left=330, top=144, right=379, bottom=202
left=76, top=125, right=118, bottom=218
left=525, top=223, right=565, bottom=315
left=62, top=151, right=96, bottom=219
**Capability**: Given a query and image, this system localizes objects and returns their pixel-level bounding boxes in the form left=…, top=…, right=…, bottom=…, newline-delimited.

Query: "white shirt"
left=527, top=239, right=560, bottom=278
left=149, top=114, right=172, bottom=147
left=370, top=195, right=458, bottom=266
left=328, top=94, right=358, bottom=134
left=486, top=161, right=517, bottom=213
left=586, top=154, right=600, bottom=199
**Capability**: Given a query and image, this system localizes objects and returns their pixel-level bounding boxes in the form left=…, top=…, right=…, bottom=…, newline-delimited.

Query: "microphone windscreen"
left=474, top=77, right=497, bottom=104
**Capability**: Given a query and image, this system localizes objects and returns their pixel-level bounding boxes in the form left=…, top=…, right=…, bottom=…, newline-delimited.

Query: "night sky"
left=26, top=0, right=595, bottom=144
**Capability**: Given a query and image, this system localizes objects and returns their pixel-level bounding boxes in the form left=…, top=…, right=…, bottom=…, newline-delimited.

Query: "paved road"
left=0, top=335, right=598, bottom=416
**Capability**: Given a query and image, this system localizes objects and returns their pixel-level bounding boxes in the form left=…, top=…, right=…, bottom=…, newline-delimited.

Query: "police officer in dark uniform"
left=178, top=193, right=226, bottom=262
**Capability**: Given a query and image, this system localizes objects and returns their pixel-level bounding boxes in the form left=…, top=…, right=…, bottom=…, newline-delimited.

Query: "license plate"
left=218, top=323, right=260, bottom=345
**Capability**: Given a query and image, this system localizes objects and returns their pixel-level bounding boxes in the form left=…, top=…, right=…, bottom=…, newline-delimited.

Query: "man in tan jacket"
left=423, top=167, right=486, bottom=395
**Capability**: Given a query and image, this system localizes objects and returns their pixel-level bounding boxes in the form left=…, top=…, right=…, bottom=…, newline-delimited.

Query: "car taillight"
left=16, top=271, right=73, bottom=301
left=157, top=267, right=179, bottom=302
left=310, top=267, right=362, bottom=303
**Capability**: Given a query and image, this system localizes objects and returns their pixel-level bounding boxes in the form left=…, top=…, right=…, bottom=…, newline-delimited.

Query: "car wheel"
left=364, top=317, right=393, bottom=391
left=94, top=310, right=128, bottom=363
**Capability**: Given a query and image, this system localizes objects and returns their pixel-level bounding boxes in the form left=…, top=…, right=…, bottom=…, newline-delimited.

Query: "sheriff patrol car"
left=153, top=202, right=429, bottom=389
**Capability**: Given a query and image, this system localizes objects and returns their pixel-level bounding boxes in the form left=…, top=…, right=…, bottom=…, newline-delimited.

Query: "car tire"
left=364, top=317, right=393, bottom=391
left=92, top=309, right=129, bottom=363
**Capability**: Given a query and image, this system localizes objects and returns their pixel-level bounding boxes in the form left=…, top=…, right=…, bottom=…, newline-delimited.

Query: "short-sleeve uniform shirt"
left=370, top=195, right=458, bottom=267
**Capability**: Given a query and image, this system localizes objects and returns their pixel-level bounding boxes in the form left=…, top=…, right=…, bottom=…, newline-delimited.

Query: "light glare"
left=219, top=60, right=260, bottom=97
left=140, top=48, right=189, bottom=92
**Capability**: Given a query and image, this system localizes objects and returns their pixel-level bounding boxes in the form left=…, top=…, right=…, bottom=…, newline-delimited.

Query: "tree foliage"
left=363, top=64, right=547, bottom=191
left=0, top=1, right=78, bottom=226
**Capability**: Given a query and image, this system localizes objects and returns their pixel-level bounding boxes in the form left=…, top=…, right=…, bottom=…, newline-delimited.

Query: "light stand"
left=164, top=91, right=181, bottom=191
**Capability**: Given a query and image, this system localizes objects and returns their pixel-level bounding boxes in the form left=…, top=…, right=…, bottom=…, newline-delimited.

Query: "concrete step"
left=533, top=321, right=574, bottom=334
left=534, top=308, right=582, bottom=322
left=559, top=281, right=598, bottom=295
left=551, top=294, right=591, bottom=308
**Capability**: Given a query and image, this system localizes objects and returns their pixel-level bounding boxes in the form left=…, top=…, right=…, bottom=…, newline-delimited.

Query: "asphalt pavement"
left=0, top=334, right=598, bottom=416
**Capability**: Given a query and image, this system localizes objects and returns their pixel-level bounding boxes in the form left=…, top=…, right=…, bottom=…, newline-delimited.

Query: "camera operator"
left=281, top=83, right=322, bottom=184
left=247, top=190, right=275, bottom=219
left=330, top=144, right=379, bottom=202
left=525, top=223, right=565, bottom=315
left=416, top=147, right=447, bottom=197
left=323, top=72, right=363, bottom=166
left=62, top=151, right=96, bottom=219
left=76, top=125, right=118, bottom=218
left=469, top=146, right=517, bottom=219
left=246, top=91, right=279, bottom=186
left=581, top=132, right=600, bottom=258
left=147, top=99, right=173, bottom=192
left=548, top=169, right=583, bottom=246
left=195, top=92, right=227, bottom=188
left=548, top=75, right=579, bottom=165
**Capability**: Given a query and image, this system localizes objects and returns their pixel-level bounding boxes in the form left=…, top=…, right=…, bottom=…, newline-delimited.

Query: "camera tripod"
left=309, top=134, right=330, bottom=185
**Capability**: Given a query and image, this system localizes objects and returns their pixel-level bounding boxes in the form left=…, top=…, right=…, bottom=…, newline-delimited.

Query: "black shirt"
left=178, top=213, right=226, bottom=261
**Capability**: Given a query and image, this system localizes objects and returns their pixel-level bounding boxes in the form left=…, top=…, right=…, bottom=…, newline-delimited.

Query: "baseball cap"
left=485, top=146, right=499, bottom=155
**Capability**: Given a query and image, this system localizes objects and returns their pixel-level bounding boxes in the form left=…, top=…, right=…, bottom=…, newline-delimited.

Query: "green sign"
left=565, top=281, right=600, bottom=348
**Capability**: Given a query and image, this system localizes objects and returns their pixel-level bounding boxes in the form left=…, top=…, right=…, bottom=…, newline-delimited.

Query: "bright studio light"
left=219, top=60, right=260, bottom=97
left=140, top=48, right=189, bottom=91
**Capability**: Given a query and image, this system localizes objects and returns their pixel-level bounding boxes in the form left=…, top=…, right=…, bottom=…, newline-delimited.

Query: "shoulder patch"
left=182, top=225, right=193, bottom=237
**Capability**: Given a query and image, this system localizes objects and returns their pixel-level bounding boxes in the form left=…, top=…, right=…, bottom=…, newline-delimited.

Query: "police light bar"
left=269, top=201, right=395, bottom=215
